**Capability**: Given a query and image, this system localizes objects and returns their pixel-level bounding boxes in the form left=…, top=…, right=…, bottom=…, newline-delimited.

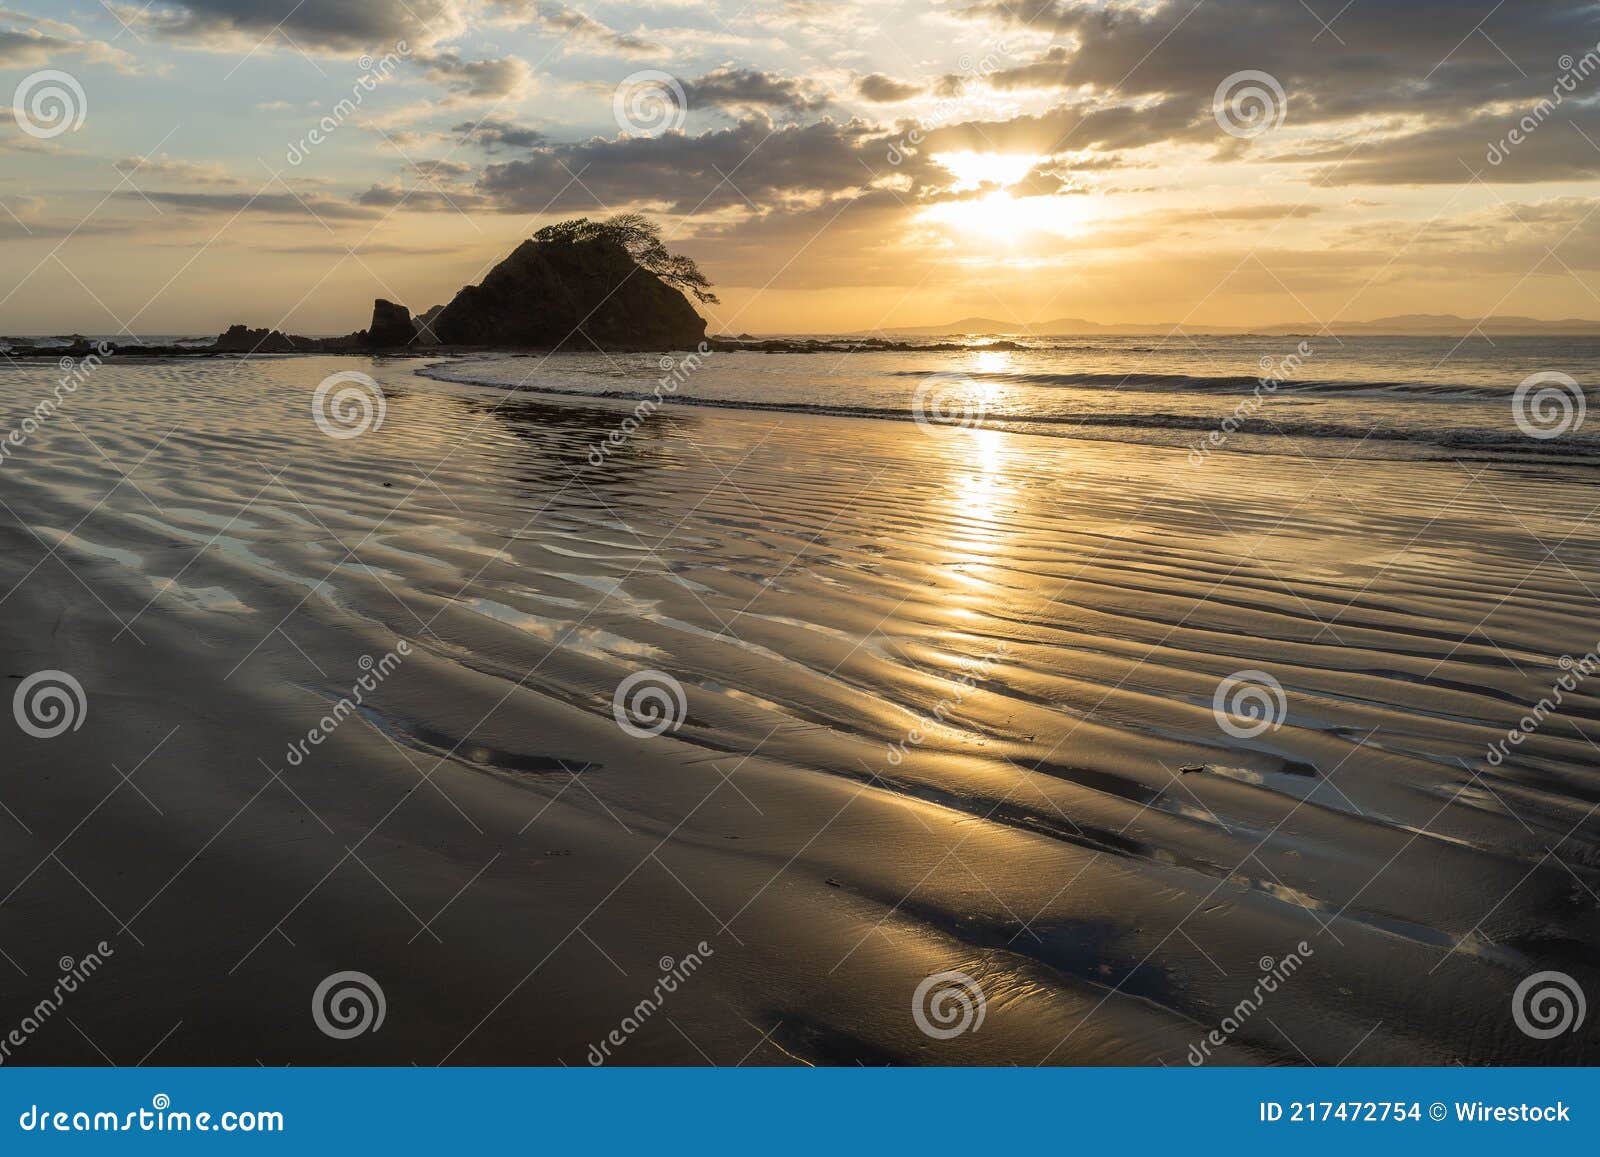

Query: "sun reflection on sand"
left=941, top=427, right=1020, bottom=617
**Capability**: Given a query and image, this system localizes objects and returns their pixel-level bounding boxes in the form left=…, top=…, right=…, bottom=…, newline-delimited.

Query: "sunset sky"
left=4, top=0, right=1600, bottom=334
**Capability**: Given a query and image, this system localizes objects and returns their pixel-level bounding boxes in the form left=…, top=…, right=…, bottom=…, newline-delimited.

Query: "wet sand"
left=0, top=355, right=1596, bottom=1065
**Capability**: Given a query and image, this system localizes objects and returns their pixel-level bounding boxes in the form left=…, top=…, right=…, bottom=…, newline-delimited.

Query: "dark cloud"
left=683, top=67, right=829, bottom=114
left=127, top=0, right=465, bottom=52
left=856, top=73, right=924, bottom=103
left=949, top=0, right=1600, bottom=183
left=1296, top=110, right=1600, bottom=184
left=453, top=119, right=547, bottom=151
left=476, top=115, right=933, bottom=215
left=961, top=0, right=1593, bottom=114
left=418, top=51, right=533, bottom=98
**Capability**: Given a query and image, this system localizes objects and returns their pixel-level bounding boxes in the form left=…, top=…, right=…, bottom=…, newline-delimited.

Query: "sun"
left=934, top=152, right=1044, bottom=191
left=922, top=152, right=1092, bottom=246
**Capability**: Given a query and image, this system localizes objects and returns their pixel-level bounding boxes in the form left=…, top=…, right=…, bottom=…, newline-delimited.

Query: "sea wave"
left=888, top=368, right=1514, bottom=397
left=420, top=361, right=1600, bottom=460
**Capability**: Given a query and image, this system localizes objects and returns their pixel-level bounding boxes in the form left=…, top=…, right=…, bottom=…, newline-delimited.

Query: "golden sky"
left=4, top=0, right=1600, bottom=334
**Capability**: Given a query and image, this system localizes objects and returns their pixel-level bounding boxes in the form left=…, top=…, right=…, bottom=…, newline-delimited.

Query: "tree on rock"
left=533, top=214, right=719, bottom=304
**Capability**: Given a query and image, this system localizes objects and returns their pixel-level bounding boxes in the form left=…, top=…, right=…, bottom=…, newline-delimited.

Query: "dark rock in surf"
left=211, top=324, right=310, bottom=353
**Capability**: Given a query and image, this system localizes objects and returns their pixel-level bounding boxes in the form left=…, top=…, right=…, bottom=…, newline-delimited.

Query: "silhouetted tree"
left=533, top=214, right=720, bottom=304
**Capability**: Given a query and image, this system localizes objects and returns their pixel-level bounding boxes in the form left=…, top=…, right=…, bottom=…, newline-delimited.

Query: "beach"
left=0, top=352, right=1596, bottom=1065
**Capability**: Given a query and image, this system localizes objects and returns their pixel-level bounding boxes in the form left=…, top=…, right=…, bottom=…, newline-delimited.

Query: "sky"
left=4, top=0, right=1600, bottom=335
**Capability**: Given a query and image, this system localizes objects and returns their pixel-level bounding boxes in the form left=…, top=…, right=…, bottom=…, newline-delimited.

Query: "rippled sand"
left=0, top=355, right=1595, bottom=1065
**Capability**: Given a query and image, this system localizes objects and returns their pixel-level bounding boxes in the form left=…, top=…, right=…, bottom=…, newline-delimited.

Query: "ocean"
left=423, top=334, right=1600, bottom=465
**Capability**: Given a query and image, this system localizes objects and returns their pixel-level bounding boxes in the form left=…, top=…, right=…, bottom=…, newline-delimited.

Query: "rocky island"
left=3, top=215, right=714, bottom=359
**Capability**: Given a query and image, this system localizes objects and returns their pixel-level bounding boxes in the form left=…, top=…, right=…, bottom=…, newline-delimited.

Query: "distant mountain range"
left=867, top=314, right=1600, bottom=337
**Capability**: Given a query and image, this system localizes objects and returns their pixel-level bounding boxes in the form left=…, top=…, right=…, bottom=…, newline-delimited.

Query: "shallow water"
left=426, top=334, right=1600, bottom=463
left=0, top=354, right=1596, bottom=1064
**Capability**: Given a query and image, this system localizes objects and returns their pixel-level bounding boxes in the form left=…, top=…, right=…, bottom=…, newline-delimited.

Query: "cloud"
left=475, top=115, right=922, bottom=216
left=419, top=52, right=534, bottom=99
left=355, top=180, right=488, bottom=211
left=452, top=118, right=546, bottom=150
left=683, top=67, right=829, bottom=114
left=0, top=11, right=144, bottom=72
left=496, top=0, right=661, bottom=56
left=856, top=74, right=924, bottom=103
left=948, top=0, right=1600, bottom=183
left=118, top=190, right=381, bottom=220
left=115, top=0, right=466, bottom=53
left=114, top=154, right=244, bottom=187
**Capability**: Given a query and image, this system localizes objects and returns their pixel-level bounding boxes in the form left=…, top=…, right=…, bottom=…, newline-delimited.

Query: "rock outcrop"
left=431, top=235, right=706, bottom=350
left=212, top=325, right=312, bottom=353
left=413, top=303, right=445, bottom=345
left=366, top=299, right=416, bottom=347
